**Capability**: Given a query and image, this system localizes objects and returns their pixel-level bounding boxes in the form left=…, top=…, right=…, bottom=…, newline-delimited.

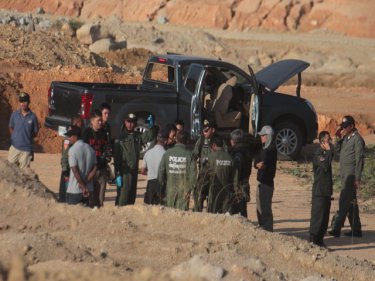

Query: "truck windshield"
left=144, top=62, right=175, bottom=84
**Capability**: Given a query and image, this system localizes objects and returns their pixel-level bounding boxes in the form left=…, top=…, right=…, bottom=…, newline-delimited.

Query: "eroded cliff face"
left=0, top=0, right=374, bottom=38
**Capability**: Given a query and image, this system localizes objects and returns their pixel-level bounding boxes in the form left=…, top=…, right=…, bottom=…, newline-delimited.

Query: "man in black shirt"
left=310, top=131, right=333, bottom=247
left=83, top=109, right=109, bottom=207
left=254, top=125, right=277, bottom=232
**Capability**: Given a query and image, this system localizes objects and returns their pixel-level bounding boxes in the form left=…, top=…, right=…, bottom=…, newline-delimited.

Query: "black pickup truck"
left=45, top=54, right=318, bottom=160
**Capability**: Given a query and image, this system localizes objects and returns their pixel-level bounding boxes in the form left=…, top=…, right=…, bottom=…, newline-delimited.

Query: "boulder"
left=76, top=23, right=106, bottom=45
left=61, top=22, right=75, bottom=37
left=89, top=38, right=117, bottom=54
left=169, top=255, right=224, bottom=281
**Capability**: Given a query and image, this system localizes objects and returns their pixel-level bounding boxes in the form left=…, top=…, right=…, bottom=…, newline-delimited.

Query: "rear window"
left=144, top=62, right=175, bottom=84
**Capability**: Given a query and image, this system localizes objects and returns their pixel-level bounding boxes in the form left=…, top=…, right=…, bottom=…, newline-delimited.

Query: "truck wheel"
left=274, top=122, right=303, bottom=161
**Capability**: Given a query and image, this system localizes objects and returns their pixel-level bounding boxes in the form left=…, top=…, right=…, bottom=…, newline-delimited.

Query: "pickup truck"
left=45, top=54, right=318, bottom=160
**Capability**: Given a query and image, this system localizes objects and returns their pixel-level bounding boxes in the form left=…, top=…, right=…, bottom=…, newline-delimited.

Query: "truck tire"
left=274, top=121, right=303, bottom=161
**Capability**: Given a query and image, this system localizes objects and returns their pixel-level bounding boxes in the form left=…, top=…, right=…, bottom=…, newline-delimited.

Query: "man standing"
left=207, top=135, right=235, bottom=214
left=142, top=129, right=166, bottom=204
left=158, top=130, right=197, bottom=210
left=192, top=119, right=226, bottom=211
left=99, top=103, right=112, bottom=143
left=8, top=92, right=39, bottom=170
left=329, top=116, right=365, bottom=237
left=229, top=129, right=253, bottom=218
left=309, top=131, right=334, bottom=247
left=66, top=126, right=97, bottom=205
left=58, top=117, right=83, bottom=203
left=83, top=109, right=109, bottom=208
left=114, top=113, right=156, bottom=206
left=254, top=125, right=277, bottom=232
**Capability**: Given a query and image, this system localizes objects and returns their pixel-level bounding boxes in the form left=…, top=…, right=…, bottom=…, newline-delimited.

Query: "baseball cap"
left=65, top=126, right=81, bottom=137
left=19, top=92, right=30, bottom=102
left=125, top=113, right=137, bottom=122
left=340, top=115, right=355, bottom=128
left=258, top=125, right=274, bottom=136
left=203, top=119, right=216, bottom=131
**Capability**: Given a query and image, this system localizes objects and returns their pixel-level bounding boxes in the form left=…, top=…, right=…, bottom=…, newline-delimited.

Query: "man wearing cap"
left=192, top=119, right=227, bottom=211
left=66, top=126, right=97, bottom=205
left=141, top=128, right=166, bottom=204
left=254, top=125, right=277, bottom=232
left=329, top=115, right=365, bottom=237
left=114, top=113, right=156, bottom=206
left=8, top=92, right=39, bottom=170
left=158, top=130, right=197, bottom=210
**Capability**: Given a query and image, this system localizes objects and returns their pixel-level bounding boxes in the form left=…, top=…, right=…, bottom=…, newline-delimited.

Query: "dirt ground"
left=1, top=150, right=375, bottom=281
left=0, top=7, right=375, bottom=281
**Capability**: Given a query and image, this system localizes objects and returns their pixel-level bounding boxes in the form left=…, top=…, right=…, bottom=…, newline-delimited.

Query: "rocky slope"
left=0, top=0, right=374, bottom=38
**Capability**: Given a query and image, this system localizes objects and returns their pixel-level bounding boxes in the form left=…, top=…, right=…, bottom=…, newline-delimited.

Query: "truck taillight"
left=48, top=86, right=53, bottom=115
left=80, top=93, right=94, bottom=119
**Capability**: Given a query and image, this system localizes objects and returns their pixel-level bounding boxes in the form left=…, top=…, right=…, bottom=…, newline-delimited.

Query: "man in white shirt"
left=66, top=126, right=97, bottom=206
left=142, top=129, right=166, bottom=204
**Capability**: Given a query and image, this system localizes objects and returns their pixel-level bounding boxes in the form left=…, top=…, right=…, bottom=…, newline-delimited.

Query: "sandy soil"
left=1, top=150, right=375, bottom=281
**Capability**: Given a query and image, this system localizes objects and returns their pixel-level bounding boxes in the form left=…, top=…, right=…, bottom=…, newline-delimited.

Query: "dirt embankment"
left=0, top=158, right=375, bottom=281
left=0, top=0, right=374, bottom=38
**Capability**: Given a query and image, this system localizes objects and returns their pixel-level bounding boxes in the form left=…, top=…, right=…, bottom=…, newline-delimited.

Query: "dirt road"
left=1, top=149, right=373, bottom=263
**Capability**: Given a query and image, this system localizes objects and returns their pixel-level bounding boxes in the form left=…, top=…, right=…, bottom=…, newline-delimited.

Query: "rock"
left=89, top=38, right=117, bottom=54
left=37, top=19, right=52, bottom=30
left=76, top=23, right=102, bottom=45
left=157, top=16, right=168, bottom=24
left=247, top=257, right=266, bottom=273
left=8, top=255, right=27, bottom=281
left=153, top=37, right=164, bottom=44
left=35, top=7, right=45, bottom=14
left=19, top=17, right=27, bottom=26
left=61, top=22, right=75, bottom=37
left=169, top=255, right=224, bottom=281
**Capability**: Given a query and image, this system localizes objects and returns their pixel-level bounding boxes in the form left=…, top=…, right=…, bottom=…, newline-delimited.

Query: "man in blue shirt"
left=8, top=92, right=39, bottom=169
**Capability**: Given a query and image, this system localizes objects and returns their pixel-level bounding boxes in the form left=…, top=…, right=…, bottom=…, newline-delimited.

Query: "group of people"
left=141, top=119, right=277, bottom=232
left=309, top=115, right=365, bottom=247
left=7, top=91, right=366, bottom=242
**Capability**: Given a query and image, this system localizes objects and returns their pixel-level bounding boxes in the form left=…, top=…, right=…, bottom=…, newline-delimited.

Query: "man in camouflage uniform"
left=207, top=135, right=235, bottom=214
left=329, top=115, right=365, bottom=237
left=158, top=130, right=197, bottom=210
left=114, top=113, right=156, bottom=206
left=192, top=119, right=226, bottom=211
left=229, top=129, right=254, bottom=218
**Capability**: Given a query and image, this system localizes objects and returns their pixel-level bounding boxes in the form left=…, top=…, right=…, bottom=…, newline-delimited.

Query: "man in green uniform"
left=229, top=129, right=254, bottom=217
left=309, top=131, right=333, bottom=247
left=329, top=115, right=365, bottom=237
left=114, top=113, right=156, bottom=206
left=158, top=130, right=197, bottom=210
left=192, top=119, right=226, bottom=211
left=207, top=135, right=235, bottom=214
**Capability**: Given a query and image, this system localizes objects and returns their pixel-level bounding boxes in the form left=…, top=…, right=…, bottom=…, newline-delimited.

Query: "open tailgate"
left=255, top=59, right=310, bottom=92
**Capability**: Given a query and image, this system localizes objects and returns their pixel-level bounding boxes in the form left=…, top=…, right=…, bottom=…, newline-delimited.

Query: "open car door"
left=184, top=64, right=206, bottom=140
left=247, top=64, right=261, bottom=136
